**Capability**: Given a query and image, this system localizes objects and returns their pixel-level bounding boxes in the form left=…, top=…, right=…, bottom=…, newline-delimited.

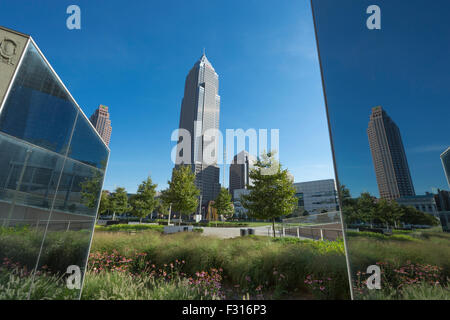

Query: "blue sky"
left=312, top=0, right=450, bottom=197
left=1, top=0, right=334, bottom=193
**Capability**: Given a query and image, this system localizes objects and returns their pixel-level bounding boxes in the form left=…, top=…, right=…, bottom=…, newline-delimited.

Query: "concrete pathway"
left=200, top=226, right=273, bottom=239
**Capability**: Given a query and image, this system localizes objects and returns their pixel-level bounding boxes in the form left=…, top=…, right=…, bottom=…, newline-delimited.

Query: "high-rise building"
left=229, top=151, right=256, bottom=200
left=367, top=106, right=415, bottom=200
left=441, top=147, right=450, bottom=188
left=175, top=54, right=221, bottom=205
left=89, top=104, right=112, bottom=146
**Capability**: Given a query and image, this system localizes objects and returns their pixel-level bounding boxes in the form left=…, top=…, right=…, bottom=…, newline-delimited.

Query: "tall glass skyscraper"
left=367, top=106, right=415, bottom=200
left=441, top=147, right=450, bottom=188
left=0, top=26, right=109, bottom=299
left=175, top=54, right=221, bottom=206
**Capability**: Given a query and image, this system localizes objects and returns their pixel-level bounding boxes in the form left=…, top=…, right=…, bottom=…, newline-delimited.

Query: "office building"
left=396, top=194, right=438, bottom=216
left=0, top=26, right=109, bottom=299
left=367, top=106, right=415, bottom=200
left=229, top=150, right=256, bottom=200
left=175, top=54, right=221, bottom=205
left=233, top=188, right=251, bottom=219
left=89, top=104, right=112, bottom=146
left=293, top=179, right=338, bottom=214
left=441, top=147, right=450, bottom=188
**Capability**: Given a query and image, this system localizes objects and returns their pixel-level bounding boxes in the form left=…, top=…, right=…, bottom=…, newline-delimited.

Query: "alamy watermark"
left=366, top=264, right=381, bottom=290
left=66, top=5, right=81, bottom=30
left=171, top=126, right=279, bottom=175
left=66, top=265, right=81, bottom=289
left=366, top=5, right=381, bottom=30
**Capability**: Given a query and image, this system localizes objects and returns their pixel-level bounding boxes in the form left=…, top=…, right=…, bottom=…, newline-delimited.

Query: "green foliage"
left=90, top=230, right=350, bottom=299
left=342, top=189, right=440, bottom=228
left=130, top=176, right=158, bottom=222
left=82, top=272, right=204, bottom=300
left=95, top=224, right=164, bottom=233
left=0, top=227, right=91, bottom=274
left=241, top=152, right=297, bottom=237
left=0, top=268, right=77, bottom=300
left=110, top=187, right=131, bottom=218
left=80, top=168, right=103, bottom=209
left=346, top=231, right=418, bottom=242
left=98, top=190, right=111, bottom=217
left=155, top=199, right=170, bottom=217
left=161, top=165, right=200, bottom=216
left=212, top=188, right=234, bottom=219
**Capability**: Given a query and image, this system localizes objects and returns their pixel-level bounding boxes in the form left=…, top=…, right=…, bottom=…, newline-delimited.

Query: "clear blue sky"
left=1, top=0, right=334, bottom=193
left=312, top=0, right=450, bottom=197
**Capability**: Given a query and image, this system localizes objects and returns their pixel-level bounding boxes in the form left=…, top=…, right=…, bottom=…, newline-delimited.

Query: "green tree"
left=110, top=187, right=131, bottom=221
left=400, top=206, right=439, bottom=226
left=97, top=190, right=111, bottom=219
left=161, top=165, right=200, bottom=221
left=155, top=198, right=170, bottom=219
left=241, top=152, right=298, bottom=237
left=80, top=169, right=103, bottom=210
left=212, top=187, right=234, bottom=220
left=130, top=176, right=158, bottom=223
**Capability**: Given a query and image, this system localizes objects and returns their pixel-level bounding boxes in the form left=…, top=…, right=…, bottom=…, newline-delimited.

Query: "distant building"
left=293, top=179, right=338, bottom=215
left=229, top=151, right=256, bottom=200
left=367, top=106, right=415, bottom=200
left=233, top=188, right=251, bottom=219
left=434, top=189, right=450, bottom=212
left=441, top=147, right=450, bottom=188
left=89, top=105, right=112, bottom=146
left=175, top=54, right=221, bottom=205
left=396, top=194, right=438, bottom=216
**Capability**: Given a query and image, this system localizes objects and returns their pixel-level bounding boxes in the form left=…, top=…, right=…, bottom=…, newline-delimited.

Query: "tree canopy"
left=241, top=152, right=297, bottom=237
left=212, top=187, right=234, bottom=220
left=160, top=165, right=200, bottom=217
left=130, top=176, right=158, bottom=223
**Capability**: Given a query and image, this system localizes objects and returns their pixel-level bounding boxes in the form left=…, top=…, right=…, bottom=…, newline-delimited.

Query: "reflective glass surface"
left=312, top=0, right=450, bottom=299
left=0, top=41, right=108, bottom=300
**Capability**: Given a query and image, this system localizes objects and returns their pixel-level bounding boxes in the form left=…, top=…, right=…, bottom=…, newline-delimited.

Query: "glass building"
left=0, top=26, right=109, bottom=299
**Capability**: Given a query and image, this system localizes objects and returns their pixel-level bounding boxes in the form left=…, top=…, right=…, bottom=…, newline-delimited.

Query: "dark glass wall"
left=0, top=41, right=109, bottom=299
left=312, top=0, right=450, bottom=300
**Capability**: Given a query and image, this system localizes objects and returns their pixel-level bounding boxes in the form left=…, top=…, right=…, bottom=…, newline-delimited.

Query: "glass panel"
left=68, top=113, right=109, bottom=170
left=0, top=41, right=108, bottom=300
left=312, top=0, right=450, bottom=300
left=0, top=44, right=77, bottom=155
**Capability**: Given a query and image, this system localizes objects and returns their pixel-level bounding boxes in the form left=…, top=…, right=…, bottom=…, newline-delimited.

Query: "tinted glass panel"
left=0, top=44, right=77, bottom=155
left=312, top=0, right=450, bottom=300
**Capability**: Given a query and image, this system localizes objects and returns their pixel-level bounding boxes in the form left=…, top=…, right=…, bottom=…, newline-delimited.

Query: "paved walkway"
left=201, top=226, right=273, bottom=239
left=200, top=226, right=310, bottom=240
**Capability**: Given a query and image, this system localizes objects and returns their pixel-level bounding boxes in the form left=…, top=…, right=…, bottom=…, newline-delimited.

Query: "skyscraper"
left=441, top=147, right=450, bottom=188
left=175, top=54, right=221, bottom=205
left=367, top=106, right=415, bottom=200
left=229, top=150, right=256, bottom=200
left=89, top=105, right=112, bottom=146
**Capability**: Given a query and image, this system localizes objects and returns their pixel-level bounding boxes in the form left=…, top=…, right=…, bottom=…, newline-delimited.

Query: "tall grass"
left=88, top=231, right=350, bottom=299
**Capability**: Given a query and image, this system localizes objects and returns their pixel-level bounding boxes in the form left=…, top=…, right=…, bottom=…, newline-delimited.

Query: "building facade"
left=175, top=54, right=221, bottom=205
left=89, top=104, right=112, bottom=146
left=441, top=147, right=450, bottom=188
left=367, top=106, right=415, bottom=200
left=229, top=150, right=256, bottom=200
left=293, top=179, right=338, bottom=215
left=0, top=27, right=109, bottom=299
left=233, top=188, right=251, bottom=219
left=396, top=194, right=438, bottom=216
